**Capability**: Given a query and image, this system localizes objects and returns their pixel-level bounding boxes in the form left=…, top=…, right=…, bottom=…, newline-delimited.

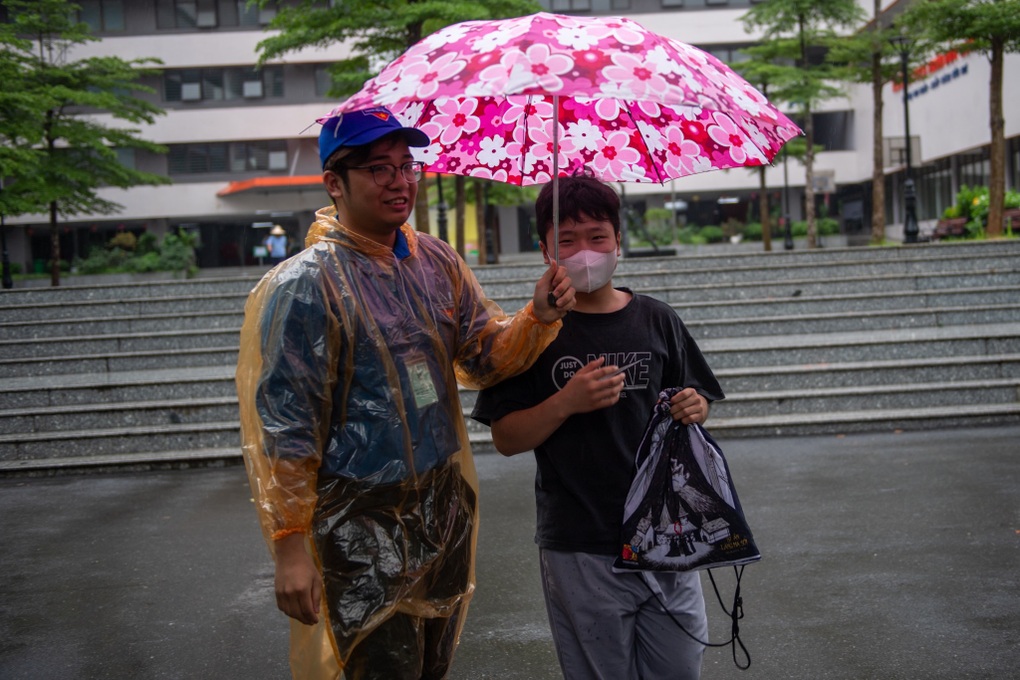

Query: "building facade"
left=3, top=0, right=1018, bottom=272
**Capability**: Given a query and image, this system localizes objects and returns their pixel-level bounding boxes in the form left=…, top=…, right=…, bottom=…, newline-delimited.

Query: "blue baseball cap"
left=318, top=107, right=430, bottom=169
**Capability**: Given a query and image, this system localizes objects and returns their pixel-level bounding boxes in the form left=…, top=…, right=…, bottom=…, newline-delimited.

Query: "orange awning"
left=217, top=175, right=323, bottom=197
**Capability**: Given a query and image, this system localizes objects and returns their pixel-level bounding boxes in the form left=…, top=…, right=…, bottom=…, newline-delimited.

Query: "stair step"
left=713, top=353, right=1020, bottom=391
left=0, top=421, right=240, bottom=460
left=0, top=447, right=242, bottom=476
left=711, top=378, right=1020, bottom=418
left=0, top=240, right=1017, bottom=472
left=0, top=347, right=238, bottom=378
left=0, top=396, right=240, bottom=433
left=0, top=328, right=241, bottom=360
left=700, top=323, right=1020, bottom=369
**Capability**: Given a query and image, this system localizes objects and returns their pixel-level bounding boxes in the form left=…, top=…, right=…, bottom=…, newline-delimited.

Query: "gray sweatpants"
left=539, top=549, right=707, bottom=680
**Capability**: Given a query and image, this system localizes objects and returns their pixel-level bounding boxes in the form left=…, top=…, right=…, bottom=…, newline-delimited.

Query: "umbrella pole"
left=552, top=94, right=560, bottom=264
left=546, top=94, right=561, bottom=310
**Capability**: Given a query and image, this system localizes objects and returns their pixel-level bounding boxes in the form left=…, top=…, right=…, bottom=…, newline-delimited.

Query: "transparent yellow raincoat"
left=237, top=206, right=561, bottom=679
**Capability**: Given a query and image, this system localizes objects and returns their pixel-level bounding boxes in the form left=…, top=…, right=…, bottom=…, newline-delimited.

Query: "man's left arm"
left=453, top=259, right=574, bottom=390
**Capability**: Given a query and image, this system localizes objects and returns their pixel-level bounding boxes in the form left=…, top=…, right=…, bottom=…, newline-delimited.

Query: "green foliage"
left=136, top=232, right=159, bottom=256
left=73, top=230, right=197, bottom=276
left=675, top=226, right=706, bottom=246
left=157, top=231, right=198, bottom=274
left=942, top=185, right=1020, bottom=238
left=740, top=0, right=865, bottom=110
left=699, top=226, right=727, bottom=244
left=108, top=231, right=137, bottom=252
left=643, top=208, right=675, bottom=246
left=818, top=217, right=840, bottom=236
left=743, top=222, right=763, bottom=241
left=0, top=0, right=170, bottom=219
left=899, top=0, right=1020, bottom=58
left=253, top=0, right=542, bottom=98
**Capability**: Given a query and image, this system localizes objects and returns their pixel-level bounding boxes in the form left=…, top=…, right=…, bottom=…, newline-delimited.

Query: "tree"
left=0, top=0, right=169, bottom=286
left=254, top=0, right=541, bottom=241
left=742, top=0, right=865, bottom=249
left=733, top=60, right=784, bottom=251
left=899, top=0, right=1020, bottom=237
left=827, top=4, right=921, bottom=245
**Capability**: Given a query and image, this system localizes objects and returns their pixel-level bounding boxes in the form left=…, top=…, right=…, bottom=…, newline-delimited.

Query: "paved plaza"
left=1, top=425, right=1018, bottom=679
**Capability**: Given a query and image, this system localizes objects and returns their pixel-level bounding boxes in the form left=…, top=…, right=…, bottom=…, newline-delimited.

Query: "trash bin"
left=33, top=259, right=44, bottom=274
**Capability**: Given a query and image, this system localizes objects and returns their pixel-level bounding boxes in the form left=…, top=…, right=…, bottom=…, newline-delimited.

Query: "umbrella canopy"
left=325, top=12, right=801, bottom=188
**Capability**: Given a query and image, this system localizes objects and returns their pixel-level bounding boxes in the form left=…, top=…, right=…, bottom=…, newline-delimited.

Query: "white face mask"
left=560, top=248, right=618, bottom=294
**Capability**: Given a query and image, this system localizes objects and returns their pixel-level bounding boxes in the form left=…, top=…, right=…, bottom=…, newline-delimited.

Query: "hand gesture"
left=532, top=261, right=576, bottom=324
left=557, top=357, right=626, bottom=416
left=669, top=387, right=709, bottom=425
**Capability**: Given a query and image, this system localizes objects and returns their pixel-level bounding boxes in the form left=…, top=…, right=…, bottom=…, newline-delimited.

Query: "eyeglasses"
left=346, top=161, right=424, bottom=186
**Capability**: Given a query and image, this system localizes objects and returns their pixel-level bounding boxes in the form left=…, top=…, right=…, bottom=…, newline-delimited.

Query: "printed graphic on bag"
left=615, top=390, right=761, bottom=573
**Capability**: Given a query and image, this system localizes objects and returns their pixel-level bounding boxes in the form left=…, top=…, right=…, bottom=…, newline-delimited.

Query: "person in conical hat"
left=262, top=225, right=289, bottom=265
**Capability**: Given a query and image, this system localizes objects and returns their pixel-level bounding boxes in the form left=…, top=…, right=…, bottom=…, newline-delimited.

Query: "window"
left=705, top=44, right=753, bottom=65
left=813, top=111, right=854, bottom=152
left=661, top=0, right=684, bottom=7
left=958, top=150, right=989, bottom=189
left=164, top=67, right=283, bottom=102
left=116, top=148, right=136, bottom=171
left=236, top=0, right=277, bottom=26
left=157, top=0, right=225, bottom=29
left=550, top=0, right=592, bottom=11
left=314, top=65, right=333, bottom=97
left=169, top=141, right=287, bottom=176
left=268, top=151, right=288, bottom=171
left=918, top=158, right=952, bottom=222
left=202, top=70, right=225, bottom=100
left=169, top=143, right=229, bottom=174
left=77, top=0, right=125, bottom=32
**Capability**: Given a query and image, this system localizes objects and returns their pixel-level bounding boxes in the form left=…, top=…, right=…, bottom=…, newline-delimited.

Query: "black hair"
left=534, top=170, right=621, bottom=245
left=323, top=130, right=408, bottom=189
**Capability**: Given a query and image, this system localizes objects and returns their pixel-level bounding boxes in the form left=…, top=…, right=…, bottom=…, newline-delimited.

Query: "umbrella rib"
left=519, top=96, right=532, bottom=184
left=624, top=106, right=667, bottom=185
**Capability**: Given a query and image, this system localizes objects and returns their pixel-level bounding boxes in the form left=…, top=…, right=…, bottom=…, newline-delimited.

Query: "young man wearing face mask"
left=472, top=173, right=725, bottom=680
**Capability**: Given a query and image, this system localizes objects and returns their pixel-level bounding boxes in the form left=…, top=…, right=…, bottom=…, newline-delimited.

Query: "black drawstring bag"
left=614, top=388, right=760, bottom=669
left=615, top=389, right=760, bottom=573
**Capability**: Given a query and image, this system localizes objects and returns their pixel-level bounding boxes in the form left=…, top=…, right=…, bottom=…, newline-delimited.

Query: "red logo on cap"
left=368, top=110, right=390, bottom=122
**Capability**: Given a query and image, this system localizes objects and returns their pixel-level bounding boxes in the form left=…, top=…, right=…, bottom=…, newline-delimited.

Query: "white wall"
left=884, top=50, right=1019, bottom=164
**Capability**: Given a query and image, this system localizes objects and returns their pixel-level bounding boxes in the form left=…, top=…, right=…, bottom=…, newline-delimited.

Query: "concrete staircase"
left=2, top=240, right=1019, bottom=475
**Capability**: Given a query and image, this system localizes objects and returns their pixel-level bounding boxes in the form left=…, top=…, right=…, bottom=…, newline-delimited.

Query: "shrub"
left=699, top=225, right=726, bottom=243
left=108, top=232, right=137, bottom=252
left=136, top=232, right=159, bottom=256
left=818, top=217, right=840, bottom=236
left=158, top=231, right=197, bottom=275
left=742, top=222, right=763, bottom=241
left=676, top=226, right=706, bottom=245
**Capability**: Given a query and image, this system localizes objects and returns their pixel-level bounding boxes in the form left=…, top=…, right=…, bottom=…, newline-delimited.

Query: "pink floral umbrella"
left=321, top=11, right=801, bottom=257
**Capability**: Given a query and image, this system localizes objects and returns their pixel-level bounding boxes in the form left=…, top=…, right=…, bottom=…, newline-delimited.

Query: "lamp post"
left=782, top=148, right=794, bottom=250
left=435, top=173, right=449, bottom=243
left=891, top=34, right=919, bottom=244
left=0, top=179, right=12, bottom=289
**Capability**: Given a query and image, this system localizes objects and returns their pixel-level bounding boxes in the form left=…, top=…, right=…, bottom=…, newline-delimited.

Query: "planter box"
left=932, top=217, right=968, bottom=240
left=1003, top=208, right=1020, bottom=232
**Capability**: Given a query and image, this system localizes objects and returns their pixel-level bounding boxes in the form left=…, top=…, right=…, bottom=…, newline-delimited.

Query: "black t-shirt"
left=472, top=290, right=724, bottom=555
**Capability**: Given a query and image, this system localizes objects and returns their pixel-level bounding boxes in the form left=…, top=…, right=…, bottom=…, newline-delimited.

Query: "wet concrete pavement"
left=1, top=425, right=1018, bottom=679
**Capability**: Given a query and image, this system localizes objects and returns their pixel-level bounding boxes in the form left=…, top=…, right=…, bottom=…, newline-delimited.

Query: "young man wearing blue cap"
left=236, top=106, right=575, bottom=680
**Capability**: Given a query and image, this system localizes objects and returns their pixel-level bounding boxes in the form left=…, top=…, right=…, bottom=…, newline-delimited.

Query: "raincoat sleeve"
left=236, top=264, right=342, bottom=546
left=446, top=249, right=561, bottom=390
